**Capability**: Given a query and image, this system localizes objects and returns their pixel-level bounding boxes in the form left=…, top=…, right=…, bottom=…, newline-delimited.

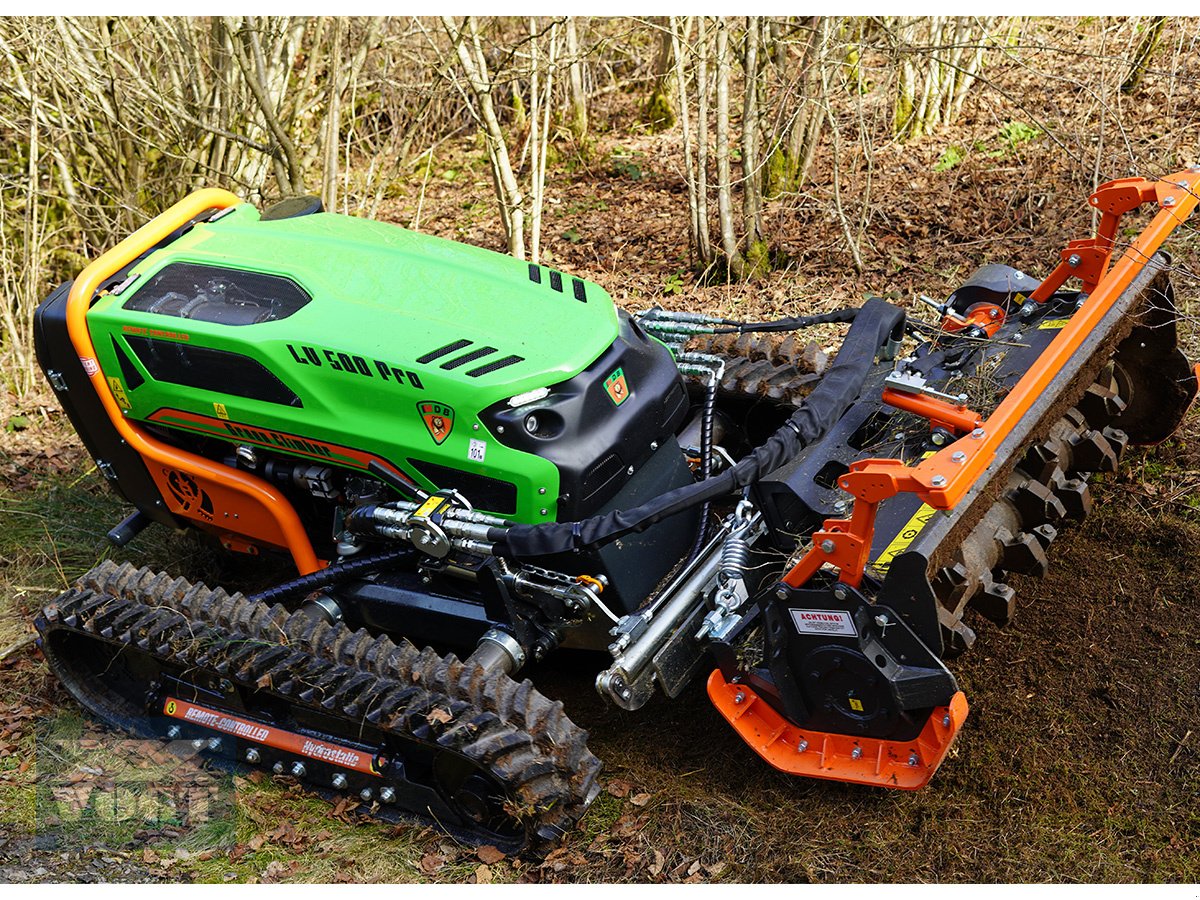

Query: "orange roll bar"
left=66, top=189, right=321, bottom=574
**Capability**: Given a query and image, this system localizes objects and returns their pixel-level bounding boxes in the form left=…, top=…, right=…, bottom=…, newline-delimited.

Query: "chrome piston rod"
left=596, top=513, right=762, bottom=709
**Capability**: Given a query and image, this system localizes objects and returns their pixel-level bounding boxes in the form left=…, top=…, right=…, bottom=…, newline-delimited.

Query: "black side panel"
left=125, top=336, right=304, bottom=407
left=406, top=457, right=518, bottom=516
left=335, top=570, right=493, bottom=648
left=111, top=336, right=145, bottom=389
left=33, top=281, right=179, bottom=529
left=535, top=440, right=700, bottom=615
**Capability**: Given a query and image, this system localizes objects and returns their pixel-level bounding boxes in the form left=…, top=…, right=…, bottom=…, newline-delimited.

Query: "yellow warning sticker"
left=108, top=377, right=131, bottom=411
left=1038, top=318, right=1071, bottom=330
left=849, top=698, right=864, bottom=712
left=872, top=503, right=937, bottom=576
left=870, top=449, right=937, bottom=575
left=165, top=700, right=177, bottom=715
left=415, top=495, right=443, bottom=519
left=213, top=402, right=229, bottom=420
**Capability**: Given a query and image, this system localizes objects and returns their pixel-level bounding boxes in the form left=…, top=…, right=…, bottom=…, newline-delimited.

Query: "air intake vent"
left=441, top=346, right=498, bottom=370
left=465, top=355, right=524, bottom=377
left=527, top=266, right=588, bottom=302
left=417, top=339, right=472, bottom=364
left=415, top=338, right=524, bottom=378
left=581, top=452, right=625, bottom=505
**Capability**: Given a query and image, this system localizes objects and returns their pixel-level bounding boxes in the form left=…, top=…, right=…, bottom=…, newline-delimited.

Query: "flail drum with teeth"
left=875, top=262, right=1196, bottom=658
left=934, top=367, right=1129, bottom=650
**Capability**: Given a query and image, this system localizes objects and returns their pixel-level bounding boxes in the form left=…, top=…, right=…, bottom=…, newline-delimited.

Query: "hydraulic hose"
left=497, top=297, right=906, bottom=558
left=249, top=546, right=414, bottom=605
left=685, top=361, right=720, bottom=564
left=712, top=306, right=860, bottom=334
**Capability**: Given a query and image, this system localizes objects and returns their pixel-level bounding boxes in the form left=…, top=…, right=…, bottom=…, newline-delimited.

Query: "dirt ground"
left=2, top=18, right=1199, bottom=883
left=1, top=428, right=1198, bottom=883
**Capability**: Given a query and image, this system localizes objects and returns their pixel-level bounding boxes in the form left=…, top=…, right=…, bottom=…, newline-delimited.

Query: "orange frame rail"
left=783, top=169, right=1200, bottom=591
left=66, top=189, right=321, bottom=574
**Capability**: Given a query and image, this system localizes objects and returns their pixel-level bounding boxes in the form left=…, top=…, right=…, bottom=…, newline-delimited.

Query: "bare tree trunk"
left=441, top=15, right=526, bottom=258
left=530, top=19, right=558, bottom=264
left=529, top=16, right=541, bottom=256
left=909, top=16, right=943, bottom=139
left=893, top=18, right=918, bottom=139
left=670, top=15, right=703, bottom=265
left=951, top=18, right=995, bottom=120
left=819, top=20, right=863, bottom=274
left=644, top=16, right=676, bottom=130
left=766, top=17, right=825, bottom=198
left=714, top=18, right=744, bottom=278
left=893, top=16, right=995, bottom=140
left=695, top=17, right=713, bottom=267
left=225, top=16, right=305, bottom=194
left=1121, top=15, right=1166, bottom=94
left=323, top=18, right=343, bottom=211
left=11, top=93, right=37, bottom=387
left=741, top=15, right=764, bottom=264
left=564, top=16, right=588, bottom=140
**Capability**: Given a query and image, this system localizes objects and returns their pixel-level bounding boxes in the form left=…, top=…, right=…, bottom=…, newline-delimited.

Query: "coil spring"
left=718, top=501, right=754, bottom=590
left=719, top=536, right=750, bottom=588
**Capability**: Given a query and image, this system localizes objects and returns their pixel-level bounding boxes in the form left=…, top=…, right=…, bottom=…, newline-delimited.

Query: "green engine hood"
left=84, top=203, right=626, bottom=524
left=135, top=204, right=621, bottom=396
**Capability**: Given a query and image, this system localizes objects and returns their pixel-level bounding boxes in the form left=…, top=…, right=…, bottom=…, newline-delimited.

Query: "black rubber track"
left=38, top=561, right=602, bottom=853
left=685, top=331, right=828, bottom=408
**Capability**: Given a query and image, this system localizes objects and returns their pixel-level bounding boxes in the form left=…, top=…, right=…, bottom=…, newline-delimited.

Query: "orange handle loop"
left=67, top=189, right=321, bottom=574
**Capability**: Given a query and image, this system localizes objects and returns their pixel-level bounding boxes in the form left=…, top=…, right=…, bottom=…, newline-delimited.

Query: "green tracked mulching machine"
left=31, top=174, right=1200, bottom=851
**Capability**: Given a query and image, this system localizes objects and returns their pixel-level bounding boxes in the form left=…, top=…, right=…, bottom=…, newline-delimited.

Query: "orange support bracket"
left=881, top=387, right=983, bottom=435
left=782, top=459, right=933, bottom=590
left=1029, top=177, right=1163, bottom=303
left=66, top=189, right=322, bottom=575
left=707, top=670, right=969, bottom=790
